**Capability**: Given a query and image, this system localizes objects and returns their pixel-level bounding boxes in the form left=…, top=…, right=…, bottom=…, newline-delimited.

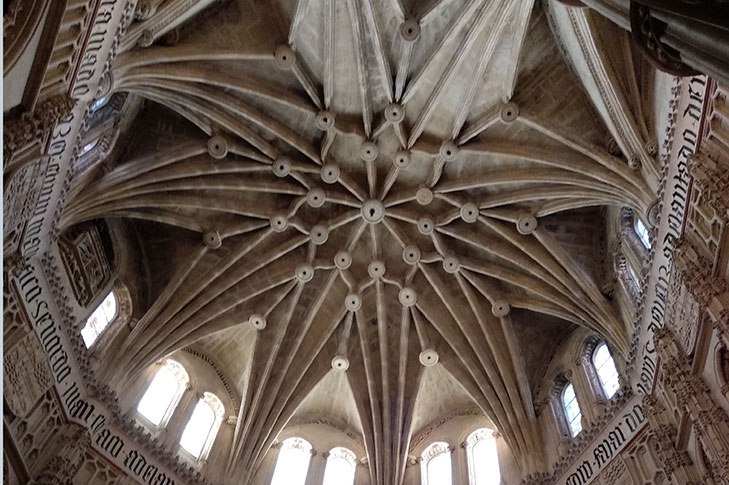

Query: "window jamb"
left=562, top=382, right=582, bottom=438
left=179, top=392, right=224, bottom=461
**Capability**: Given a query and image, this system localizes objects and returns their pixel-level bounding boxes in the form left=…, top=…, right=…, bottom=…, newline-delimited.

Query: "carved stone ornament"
left=3, top=95, right=76, bottom=157
left=3, top=331, right=53, bottom=418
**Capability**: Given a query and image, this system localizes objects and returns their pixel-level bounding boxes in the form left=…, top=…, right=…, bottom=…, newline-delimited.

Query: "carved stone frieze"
left=596, top=457, right=629, bottom=485
left=673, top=240, right=728, bottom=310
left=664, top=255, right=702, bottom=355
left=523, top=389, right=634, bottom=484
left=643, top=394, right=703, bottom=481
left=58, top=223, right=113, bottom=307
left=684, top=151, right=729, bottom=263
left=3, top=332, right=53, bottom=418
left=3, top=95, right=76, bottom=160
left=655, top=328, right=729, bottom=482
left=40, top=250, right=214, bottom=485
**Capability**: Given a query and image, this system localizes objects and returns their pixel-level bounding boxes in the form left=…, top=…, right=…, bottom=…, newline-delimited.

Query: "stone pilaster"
left=689, top=151, right=729, bottom=225
left=304, top=447, right=321, bottom=485
left=577, top=353, right=608, bottom=417
left=672, top=241, right=729, bottom=346
left=655, top=328, right=729, bottom=483
left=161, top=383, right=196, bottom=452
left=29, top=424, right=90, bottom=485
left=643, top=395, right=703, bottom=484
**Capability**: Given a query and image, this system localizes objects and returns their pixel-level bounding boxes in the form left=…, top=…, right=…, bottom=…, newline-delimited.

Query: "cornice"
left=286, top=415, right=364, bottom=447
left=180, top=346, right=241, bottom=415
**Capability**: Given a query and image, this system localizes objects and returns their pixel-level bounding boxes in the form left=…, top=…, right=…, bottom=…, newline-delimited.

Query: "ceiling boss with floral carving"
left=54, top=0, right=663, bottom=483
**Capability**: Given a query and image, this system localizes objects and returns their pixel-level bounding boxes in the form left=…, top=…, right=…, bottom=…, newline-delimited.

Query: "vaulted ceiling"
left=66, top=0, right=661, bottom=482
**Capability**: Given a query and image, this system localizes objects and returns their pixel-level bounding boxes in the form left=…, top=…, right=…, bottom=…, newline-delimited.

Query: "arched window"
left=420, top=442, right=452, bottom=485
left=81, top=291, right=117, bottom=348
left=627, top=264, right=640, bottom=285
left=270, top=437, right=312, bottom=485
left=562, top=382, right=582, bottom=437
left=322, top=447, right=356, bottom=485
left=180, top=392, right=224, bottom=459
left=465, top=429, right=500, bottom=485
left=593, top=343, right=620, bottom=399
left=91, top=95, right=109, bottom=112
left=137, top=360, right=189, bottom=427
left=634, top=218, right=651, bottom=249
left=81, top=138, right=98, bottom=154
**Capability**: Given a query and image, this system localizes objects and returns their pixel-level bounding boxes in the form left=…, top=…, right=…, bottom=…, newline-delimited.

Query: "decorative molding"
left=181, top=346, right=241, bottom=415
left=286, top=415, right=364, bottom=446
left=3, top=95, right=76, bottom=160
left=523, top=389, right=634, bottom=484
left=40, top=251, right=215, bottom=485
left=410, top=408, right=484, bottom=450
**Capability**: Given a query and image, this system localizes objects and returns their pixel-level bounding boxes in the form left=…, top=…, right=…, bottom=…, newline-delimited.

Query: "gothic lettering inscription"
left=558, top=399, right=646, bottom=485
left=16, top=261, right=181, bottom=485
left=21, top=0, right=124, bottom=259
left=635, top=76, right=707, bottom=395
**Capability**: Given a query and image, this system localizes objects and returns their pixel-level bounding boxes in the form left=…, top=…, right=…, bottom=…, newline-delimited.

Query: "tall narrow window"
left=180, top=392, right=224, bottom=459
left=635, top=218, right=651, bottom=248
left=82, top=138, right=98, bottom=154
left=421, top=442, right=452, bottom=485
left=270, top=437, right=312, bottom=485
left=322, top=447, right=356, bottom=485
left=593, top=343, right=620, bottom=399
left=627, top=264, right=640, bottom=285
left=91, top=95, right=109, bottom=112
left=137, top=360, right=189, bottom=427
left=562, top=383, right=582, bottom=437
left=466, top=429, right=500, bottom=485
left=81, top=291, right=117, bottom=348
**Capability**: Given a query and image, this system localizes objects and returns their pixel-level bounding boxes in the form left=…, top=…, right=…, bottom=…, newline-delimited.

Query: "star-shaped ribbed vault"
left=64, top=0, right=657, bottom=482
